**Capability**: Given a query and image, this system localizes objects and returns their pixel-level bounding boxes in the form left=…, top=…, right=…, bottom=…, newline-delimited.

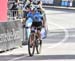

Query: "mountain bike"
left=28, top=26, right=42, bottom=56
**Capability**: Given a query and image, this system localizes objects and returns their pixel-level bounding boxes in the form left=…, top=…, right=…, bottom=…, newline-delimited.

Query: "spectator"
left=37, top=1, right=45, bottom=12
left=10, top=2, right=18, bottom=18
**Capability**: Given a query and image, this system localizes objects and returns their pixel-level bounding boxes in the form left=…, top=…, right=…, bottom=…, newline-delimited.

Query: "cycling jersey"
left=27, top=11, right=43, bottom=22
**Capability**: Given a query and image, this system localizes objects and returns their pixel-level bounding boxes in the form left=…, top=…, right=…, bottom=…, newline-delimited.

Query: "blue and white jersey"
left=27, top=11, right=43, bottom=22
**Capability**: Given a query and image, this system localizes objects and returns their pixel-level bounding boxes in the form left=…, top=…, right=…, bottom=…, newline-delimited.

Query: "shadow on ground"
left=0, top=54, right=75, bottom=61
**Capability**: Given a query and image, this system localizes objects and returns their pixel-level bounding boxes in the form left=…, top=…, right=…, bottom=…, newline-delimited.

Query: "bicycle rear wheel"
left=36, top=39, right=42, bottom=54
left=28, top=35, right=35, bottom=56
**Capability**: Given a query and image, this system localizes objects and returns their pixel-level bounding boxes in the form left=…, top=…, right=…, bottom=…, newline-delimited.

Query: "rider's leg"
left=37, top=30, right=41, bottom=40
left=30, top=33, right=35, bottom=44
left=37, top=22, right=42, bottom=40
left=30, top=22, right=35, bottom=45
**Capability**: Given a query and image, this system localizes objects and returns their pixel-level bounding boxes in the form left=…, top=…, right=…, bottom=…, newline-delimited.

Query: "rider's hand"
left=22, top=24, right=26, bottom=28
left=21, top=18, right=26, bottom=23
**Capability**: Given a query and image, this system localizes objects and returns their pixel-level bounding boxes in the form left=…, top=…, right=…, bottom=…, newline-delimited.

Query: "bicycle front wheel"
left=28, top=35, right=35, bottom=56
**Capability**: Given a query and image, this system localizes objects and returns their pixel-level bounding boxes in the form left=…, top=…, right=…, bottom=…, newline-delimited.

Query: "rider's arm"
left=40, top=10, right=46, bottom=27
left=42, top=16, right=45, bottom=27
left=39, top=12, right=46, bottom=27
left=21, top=13, right=31, bottom=27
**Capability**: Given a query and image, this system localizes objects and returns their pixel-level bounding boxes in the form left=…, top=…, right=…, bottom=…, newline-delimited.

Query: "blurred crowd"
left=9, top=0, right=44, bottom=20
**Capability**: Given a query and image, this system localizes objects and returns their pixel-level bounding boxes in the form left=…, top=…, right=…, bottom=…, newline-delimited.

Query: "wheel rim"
left=29, top=43, right=35, bottom=54
left=28, top=35, right=35, bottom=56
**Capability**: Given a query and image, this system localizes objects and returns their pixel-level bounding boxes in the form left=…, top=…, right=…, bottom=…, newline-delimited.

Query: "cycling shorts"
left=31, top=21, right=42, bottom=31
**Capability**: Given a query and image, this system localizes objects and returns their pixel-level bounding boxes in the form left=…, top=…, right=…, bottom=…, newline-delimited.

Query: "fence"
left=8, top=10, right=23, bottom=21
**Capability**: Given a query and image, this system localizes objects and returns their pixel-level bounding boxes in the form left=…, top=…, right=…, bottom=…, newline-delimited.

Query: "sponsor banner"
left=72, top=0, right=75, bottom=7
left=0, top=0, right=8, bottom=22
left=42, top=0, right=54, bottom=4
left=54, top=0, right=61, bottom=6
left=0, top=22, right=7, bottom=34
left=61, top=0, right=73, bottom=6
left=62, top=0, right=68, bottom=1
left=0, top=20, right=22, bottom=51
left=33, top=0, right=54, bottom=4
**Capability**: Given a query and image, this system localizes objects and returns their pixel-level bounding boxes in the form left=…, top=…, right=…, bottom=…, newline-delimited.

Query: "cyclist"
left=26, top=7, right=45, bottom=45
